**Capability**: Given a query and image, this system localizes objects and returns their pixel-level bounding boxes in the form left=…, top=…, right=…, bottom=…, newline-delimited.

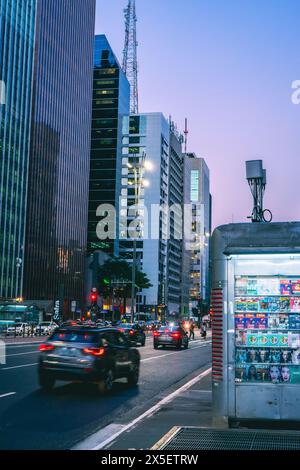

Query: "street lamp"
left=127, top=152, right=153, bottom=322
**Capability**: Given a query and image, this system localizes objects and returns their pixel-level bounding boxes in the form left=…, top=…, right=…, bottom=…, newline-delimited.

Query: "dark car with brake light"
left=38, top=326, right=140, bottom=393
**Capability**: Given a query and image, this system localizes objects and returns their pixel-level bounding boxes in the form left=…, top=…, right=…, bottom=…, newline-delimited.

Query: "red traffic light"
left=91, top=293, right=97, bottom=302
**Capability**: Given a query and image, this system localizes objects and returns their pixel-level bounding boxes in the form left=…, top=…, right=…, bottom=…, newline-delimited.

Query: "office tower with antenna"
left=122, top=0, right=139, bottom=114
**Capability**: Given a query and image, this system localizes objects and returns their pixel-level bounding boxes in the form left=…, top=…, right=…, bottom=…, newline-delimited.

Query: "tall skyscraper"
left=121, top=113, right=171, bottom=315
left=88, top=35, right=130, bottom=256
left=183, top=153, right=211, bottom=315
left=0, top=0, right=36, bottom=299
left=167, top=123, right=188, bottom=315
left=23, top=0, right=96, bottom=313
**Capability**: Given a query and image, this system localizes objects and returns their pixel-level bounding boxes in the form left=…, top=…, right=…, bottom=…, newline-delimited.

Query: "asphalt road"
left=0, top=335, right=211, bottom=450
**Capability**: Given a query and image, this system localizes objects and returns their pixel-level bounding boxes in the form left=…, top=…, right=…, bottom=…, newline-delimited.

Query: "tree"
left=97, top=257, right=152, bottom=312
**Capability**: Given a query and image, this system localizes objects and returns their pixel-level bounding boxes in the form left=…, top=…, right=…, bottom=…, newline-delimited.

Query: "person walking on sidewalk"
left=189, top=320, right=195, bottom=340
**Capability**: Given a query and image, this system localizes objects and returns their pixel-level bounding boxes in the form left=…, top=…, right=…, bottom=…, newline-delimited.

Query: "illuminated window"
left=191, top=170, right=199, bottom=202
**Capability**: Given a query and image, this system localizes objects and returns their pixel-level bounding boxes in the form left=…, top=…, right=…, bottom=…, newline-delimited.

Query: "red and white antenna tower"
left=122, top=0, right=139, bottom=114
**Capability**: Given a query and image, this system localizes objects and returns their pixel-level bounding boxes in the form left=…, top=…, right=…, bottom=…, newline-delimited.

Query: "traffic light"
left=91, top=288, right=98, bottom=304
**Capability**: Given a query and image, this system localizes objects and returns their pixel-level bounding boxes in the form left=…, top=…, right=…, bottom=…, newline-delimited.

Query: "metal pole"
left=131, top=168, right=138, bottom=323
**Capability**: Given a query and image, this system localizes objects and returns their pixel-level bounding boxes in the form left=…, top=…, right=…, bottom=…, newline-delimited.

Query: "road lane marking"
left=141, top=343, right=211, bottom=363
left=0, top=392, right=16, bottom=399
left=6, top=351, right=38, bottom=357
left=1, top=363, right=38, bottom=370
left=73, top=366, right=212, bottom=451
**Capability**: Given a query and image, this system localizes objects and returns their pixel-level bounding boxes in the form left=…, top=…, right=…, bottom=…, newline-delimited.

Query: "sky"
left=95, top=0, right=300, bottom=229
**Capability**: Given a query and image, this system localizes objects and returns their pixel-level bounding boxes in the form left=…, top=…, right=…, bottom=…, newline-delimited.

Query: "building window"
left=191, top=170, right=199, bottom=202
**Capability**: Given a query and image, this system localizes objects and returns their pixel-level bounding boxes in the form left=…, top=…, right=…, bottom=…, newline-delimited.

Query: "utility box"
left=211, top=222, right=300, bottom=426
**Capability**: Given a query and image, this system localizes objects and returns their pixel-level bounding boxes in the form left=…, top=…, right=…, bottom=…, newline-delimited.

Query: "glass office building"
left=0, top=0, right=36, bottom=299
left=88, top=35, right=130, bottom=256
left=23, top=0, right=96, bottom=311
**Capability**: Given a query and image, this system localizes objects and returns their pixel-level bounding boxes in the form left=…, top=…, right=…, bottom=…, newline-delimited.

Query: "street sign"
left=71, top=301, right=76, bottom=313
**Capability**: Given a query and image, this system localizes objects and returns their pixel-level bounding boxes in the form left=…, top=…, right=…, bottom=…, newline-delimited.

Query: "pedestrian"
left=189, top=320, right=195, bottom=340
left=201, top=323, right=207, bottom=340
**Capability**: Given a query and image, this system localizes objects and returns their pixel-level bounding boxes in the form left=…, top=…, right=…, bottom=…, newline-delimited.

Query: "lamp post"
left=127, top=153, right=152, bottom=323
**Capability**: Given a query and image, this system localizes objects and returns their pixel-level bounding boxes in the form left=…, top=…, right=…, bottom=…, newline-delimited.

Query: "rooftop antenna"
left=184, top=118, right=189, bottom=154
left=122, top=0, right=139, bottom=114
left=245, top=160, right=272, bottom=223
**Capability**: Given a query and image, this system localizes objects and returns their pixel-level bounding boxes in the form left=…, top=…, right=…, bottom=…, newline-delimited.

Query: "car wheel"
left=154, top=344, right=159, bottom=350
left=97, top=369, right=114, bottom=394
left=141, top=336, right=146, bottom=347
left=39, top=374, right=55, bottom=391
left=127, top=362, right=139, bottom=386
left=176, top=341, right=182, bottom=350
left=184, top=341, right=189, bottom=350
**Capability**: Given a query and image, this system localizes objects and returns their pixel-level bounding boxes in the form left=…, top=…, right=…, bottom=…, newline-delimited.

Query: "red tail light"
left=153, top=331, right=160, bottom=337
left=39, top=344, right=55, bottom=352
left=118, top=328, right=125, bottom=333
left=83, top=347, right=105, bottom=357
left=171, top=333, right=181, bottom=339
left=129, top=330, right=134, bottom=335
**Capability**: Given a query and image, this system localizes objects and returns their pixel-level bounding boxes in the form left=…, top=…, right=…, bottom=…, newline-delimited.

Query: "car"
left=6, top=322, right=31, bottom=336
left=153, top=325, right=189, bottom=350
left=38, top=326, right=140, bottom=393
left=34, top=321, right=57, bottom=336
left=117, top=323, right=146, bottom=346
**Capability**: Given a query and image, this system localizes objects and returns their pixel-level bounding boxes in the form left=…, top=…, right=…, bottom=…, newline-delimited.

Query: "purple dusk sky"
left=95, top=0, right=300, bottom=229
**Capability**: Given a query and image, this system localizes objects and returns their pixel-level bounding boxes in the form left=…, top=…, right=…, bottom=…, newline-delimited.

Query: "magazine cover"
left=289, top=315, right=300, bottom=330
left=292, top=348, right=300, bottom=365
left=254, top=313, right=268, bottom=329
left=257, top=278, right=280, bottom=296
left=288, top=332, right=300, bottom=349
left=235, top=348, right=247, bottom=363
left=235, top=299, right=247, bottom=312
left=247, top=279, right=258, bottom=296
left=235, top=277, right=248, bottom=296
left=236, top=330, right=247, bottom=346
left=290, top=298, right=300, bottom=313
left=244, top=313, right=256, bottom=329
left=280, top=279, right=293, bottom=295
left=247, top=349, right=257, bottom=363
left=257, top=349, right=270, bottom=363
left=280, top=350, right=292, bottom=364
left=257, top=333, right=269, bottom=347
left=270, top=350, right=281, bottom=363
left=235, top=314, right=245, bottom=329
left=235, top=365, right=247, bottom=382
left=246, top=299, right=259, bottom=312
left=279, top=297, right=290, bottom=312
left=269, top=365, right=281, bottom=383
left=290, top=366, right=300, bottom=384
left=278, top=314, right=289, bottom=329
left=292, top=280, right=300, bottom=296
left=268, top=314, right=280, bottom=328
left=256, top=365, right=270, bottom=382
left=246, top=333, right=259, bottom=347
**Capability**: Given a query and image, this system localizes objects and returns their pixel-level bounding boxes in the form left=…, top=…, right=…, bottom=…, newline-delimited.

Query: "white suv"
left=6, top=323, right=30, bottom=336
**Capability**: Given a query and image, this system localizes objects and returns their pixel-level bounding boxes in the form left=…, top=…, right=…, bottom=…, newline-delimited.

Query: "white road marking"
left=141, top=342, right=211, bottom=363
left=1, top=363, right=38, bottom=370
left=73, top=366, right=212, bottom=451
left=6, top=351, right=38, bottom=357
left=0, top=392, right=16, bottom=399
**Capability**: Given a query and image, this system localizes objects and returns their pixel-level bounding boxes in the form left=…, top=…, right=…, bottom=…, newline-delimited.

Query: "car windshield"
left=50, top=329, right=100, bottom=343
left=119, top=324, right=134, bottom=329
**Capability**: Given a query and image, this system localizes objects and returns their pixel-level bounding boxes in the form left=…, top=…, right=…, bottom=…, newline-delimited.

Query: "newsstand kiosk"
left=211, top=222, right=300, bottom=426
